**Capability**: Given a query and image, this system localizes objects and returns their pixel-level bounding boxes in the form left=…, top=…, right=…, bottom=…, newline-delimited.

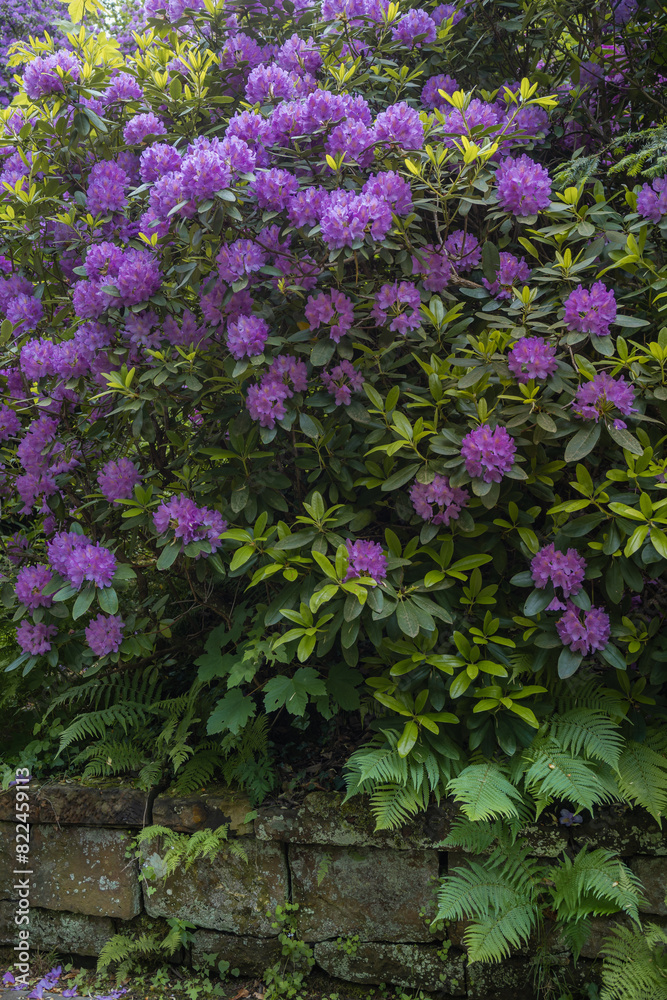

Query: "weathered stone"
left=630, top=856, right=667, bottom=914
left=255, top=791, right=456, bottom=849
left=290, top=844, right=441, bottom=942
left=579, top=916, right=632, bottom=960
left=466, top=957, right=593, bottom=1000
left=191, top=930, right=282, bottom=975
left=313, top=940, right=466, bottom=995
left=0, top=901, right=114, bottom=955
left=152, top=788, right=253, bottom=835
left=575, top=807, right=667, bottom=857
left=141, top=836, right=287, bottom=936
left=0, top=781, right=151, bottom=828
left=0, top=823, right=140, bottom=919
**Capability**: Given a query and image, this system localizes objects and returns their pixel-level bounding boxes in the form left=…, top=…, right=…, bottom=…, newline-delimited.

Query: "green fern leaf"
left=448, top=763, right=524, bottom=821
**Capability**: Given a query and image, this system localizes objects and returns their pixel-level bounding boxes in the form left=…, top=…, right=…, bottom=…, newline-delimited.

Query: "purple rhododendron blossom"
left=556, top=604, right=610, bottom=655
left=16, top=621, right=57, bottom=655
left=321, top=360, right=364, bottom=405
left=421, top=73, right=458, bottom=109
left=15, top=564, right=53, bottom=609
left=85, top=613, right=125, bottom=656
left=67, top=543, right=117, bottom=589
left=482, top=252, right=531, bottom=299
left=444, top=230, right=481, bottom=270
left=495, top=154, right=552, bottom=215
left=123, top=112, right=167, bottom=145
left=0, top=403, right=20, bottom=440
left=153, top=495, right=227, bottom=553
left=507, top=337, right=558, bottom=382
left=391, top=9, right=437, bottom=47
left=461, top=425, right=516, bottom=482
left=531, top=544, right=587, bottom=602
left=6, top=293, right=43, bottom=333
left=319, top=190, right=392, bottom=249
left=559, top=809, right=583, bottom=826
left=572, top=372, right=637, bottom=429
left=217, top=239, right=266, bottom=281
left=246, top=355, right=308, bottom=428
left=98, top=458, right=141, bottom=504
left=374, top=101, right=424, bottom=149
left=87, top=161, right=129, bottom=217
left=344, top=539, right=387, bottom=584
left=410, top=475, right=469, bottom=525
left=23, top=50, right=80, bottom=99
left=636, top=177, right=667, bottom=224
left=411, top=244, right=455, bottom=292
left=563, top=282, right=617, bottom=338
left=305, top=289, right=354, bottom=342
left=226, top=314, right=269, bottom=359
left=371, top=281, right=422, bottom=334
left=251, top=168, right=299, bottom=211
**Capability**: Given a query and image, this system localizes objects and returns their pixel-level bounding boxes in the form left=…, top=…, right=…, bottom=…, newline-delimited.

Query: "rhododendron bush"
left=1, top=0, right=667, bottom=802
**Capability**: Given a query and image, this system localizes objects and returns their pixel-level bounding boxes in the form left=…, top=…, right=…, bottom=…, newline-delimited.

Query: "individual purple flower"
left=556, top=604, right=610, bottom=655
left=444, top=230, right=481, bottom=270
left=572, top=372, right=637, bottom=429
left=15, top=565, right=53, bottom=609
left=409, top=475, right=469, bottom=526
left=84, top=242, right=124, bottom=279
left=392, top=9, right=437, bottom=47
left=85, top=614, right=125, bottom=656
left=559, top=809, right=583, bottom=827
left=531, top=544, right=586, bottom=602
left=507, top=337, right=558, bottom=382
left=495, top=154, right=552, bottom=215
left=374, top=102, right=424, bottom=150
left=482, top=252, right=532, bottom=300
left=461, top=425, right=516, bottom=482
left=217, top=239, right=266, bottom=282
left=636, top=177, right=667, bottom=224
left=3, top=971, right=15, bottom=985
left=16, top=621, right=57, bottom=656
left=67, top=543, right=117, bottom=590
left=421, top=73, right=458, bottom=109
left=563, top=282, right=617, bottom=338
left=116, top=250, right=162, bottom=305
left=153, top=495, right=227, bottom=554
left=371, top=281, right=421, bottom=335
left=344, top=539, right=387, bottom=584
left=23, top=50, right=80, bottom=100
left=305, top=290, right=354, bottom=342
left=148, top=170, right=194, bottom=221
left=87, top=161, right=128, bottom=216
left=226, top=314, right=269, bottom=359
left=0, top=404, right=20, bottom=440
left=251, top=168, right=299, bottom=211
left=321, top=360, right=364, bottom=406
left=63, top=987, right=79, bottom=996
left=98, top=458, right=141, bottom=504
left=612, top=0, right=637, bottom=25
left=6, top=293, right=43, bottom=332
left=139, top=143, right=183, bottom=184
left=123, top=112, right=167, bottom=145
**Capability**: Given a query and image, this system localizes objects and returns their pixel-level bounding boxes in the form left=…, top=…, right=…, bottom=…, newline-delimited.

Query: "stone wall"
left=0, top=782, right=665, bottom=999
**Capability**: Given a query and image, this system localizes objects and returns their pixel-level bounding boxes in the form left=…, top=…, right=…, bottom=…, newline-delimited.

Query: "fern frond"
left=617, top=739, right=667, bottom=825
left=462, top=902, right=539, bottom=964
left=447, top=762, right=524, bottom=821
left=552, top=849, right=644, bottom=923
left=600, top=922, right=667, bottom=1000
left=550, top=709, right=623, bottom=767
left=522, top=738, right=613, bottom=812
left=369, top=782, right=428, bottom=830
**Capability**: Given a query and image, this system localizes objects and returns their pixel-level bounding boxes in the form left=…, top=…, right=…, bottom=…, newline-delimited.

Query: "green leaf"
left=263, top=667, right=327, bottom=717
left=606, top=424, right=644, bottom=456
left=98, top=587, right=118, bottom=615
left=558, top=647, right=582, bottom=679
left=207, top=689, right=256, bottom=735
left=72, top=584, right=95, bottom=621
left=396, top=601, right=420, bottom=637
left=326, top=663, right=362, bottom=711
left=157, top=543, right=181, bottom=570
left=380, top=462, right=422, bottom=492
left=564, top=423, right=601, bottom=462
left=524, top=588, right=554, bottom=616
left=447, top=762, right=523, bottom=821
left=397, top=721, right=419, bottom=757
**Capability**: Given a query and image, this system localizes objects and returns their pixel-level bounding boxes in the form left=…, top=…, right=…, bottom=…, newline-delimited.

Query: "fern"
left=131, top=823, right=248, bottom=882
left=617, top=738, right=667, bottom=824
left=549, top=709, right=623, bottom=768
left=551, top=849, right=644, bottom=923
left=522, top=738, right=615, bottom=813
left=447, top=762, right=524, bottom=821
left=600, top=922, right=667, bottom=1000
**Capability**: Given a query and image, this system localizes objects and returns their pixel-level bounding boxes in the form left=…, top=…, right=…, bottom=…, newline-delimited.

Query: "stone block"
left=191, top=930, right=282, bottom=975
left=0, top=782, right=150, bottom=828
left=290, top=844, right=441, bottom=942
left=579, top=916, right=632, bottom=960
left=141, top=837, right=287, bottom=936
left=0, top=823, right=141, bottom=920
left=466, top=957, right=592, bottom=1000
left=630, top=856, right=667, bottom=914
left=313, top=940, right=466, bottom=995
left=255, top=791, right=456, bottom=849
left=0, top=901, right=114, bottom=956
left=152, top=789, right=253, bottom=835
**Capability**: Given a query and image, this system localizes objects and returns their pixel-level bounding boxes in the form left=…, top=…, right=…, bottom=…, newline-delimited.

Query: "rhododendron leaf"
left=72, top=584, right=95, bottom=620
left=98, top=586, right=118, bottom=615
left=564, top=424, right=602, bottom=462
left=156, top=543, right=180, bottom=570
left=558, top=648, right=583, bottom=679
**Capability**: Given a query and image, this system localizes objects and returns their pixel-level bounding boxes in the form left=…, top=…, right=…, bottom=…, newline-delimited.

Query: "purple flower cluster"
left=321, top=360, right=365, bottom=405
left=226, top=314, right=270, bottom=359
left=412, top=244, right=455, bottom=292
left=15, top=565, right=53, bottom=609
left=461, top=425, right=516, bottom=482
left=87, top=161, right=129, bottom=217
left=421, top=73, right=458, bottom=110
left=153, top=495, right=227, bottom=553
left=98, top=458, right=141, bottom=504
left=531, top=543, right=586, bottom=610
left=46, top=530, right=116, bottom=589
left=636, top=177, right=667, bottom=224
left=16, top=621, right=57, bottom=655
left=507, top=337, right=558, bottom=382
left=482, top=252, right=532, bottom=300
left=572, top=372, right=637, bottom=429
left=409, top=475, right=469, bottom=526
left=556, top=604, right=610, bottom=655
left=563, top=282, right=617, bottom=338
left=217, top=239, right=266, bottom=282
left=251, top=168, right=299, bottom=211
left=305, top=290, right=354, bottom=342
left=23, top=50, right=80, bottom=100
left=344, top=539, right=387, bottom=584
left=123, top=113, right=167, bottom=145
left=319, top=189, right=392, bottom=249
left=444, top=230, right=481, bottom=270
left=85, top=613, right=125, bottom=656
left=0, top=404, right=20, bottom=441
left=391, top=9, right=437, bottom=48
left=246, top=355, right=308, bottom=427
left=374, top=101, right=424, bottom=149
left=495, top=154, right=552, bottom=216
left=371, top=281, right=422, bottom=335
